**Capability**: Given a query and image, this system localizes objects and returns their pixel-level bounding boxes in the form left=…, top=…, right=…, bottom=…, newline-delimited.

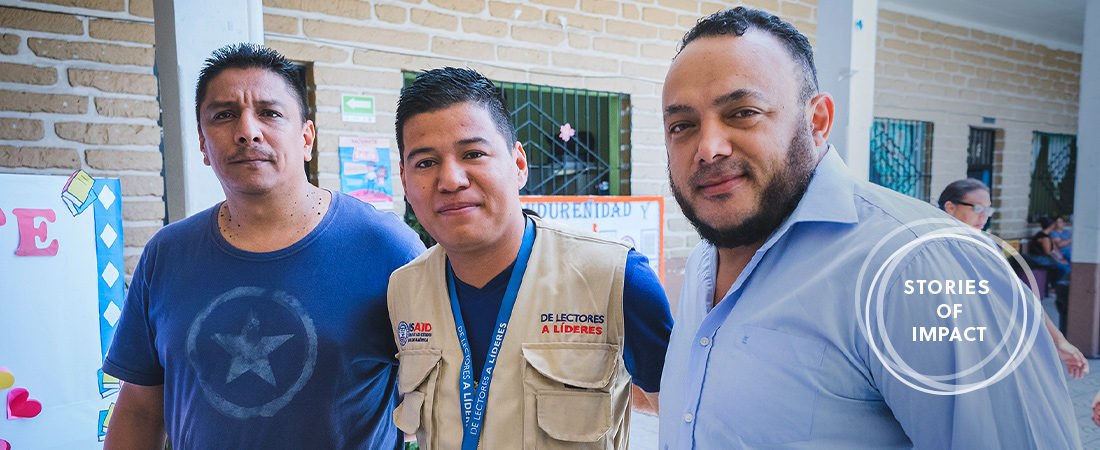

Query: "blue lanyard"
left=447, top=216, right=536, bottom=450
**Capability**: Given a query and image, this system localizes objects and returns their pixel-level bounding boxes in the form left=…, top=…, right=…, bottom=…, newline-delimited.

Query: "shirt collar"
left=785, top=145, right=860, bottom=227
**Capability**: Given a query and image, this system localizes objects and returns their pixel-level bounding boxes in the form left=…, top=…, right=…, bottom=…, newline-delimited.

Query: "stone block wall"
left=259, top=0, right=818, bottom=295
left=873, top=6, right=1080, bottom=239
left=0, top=0, right=160, bottom=279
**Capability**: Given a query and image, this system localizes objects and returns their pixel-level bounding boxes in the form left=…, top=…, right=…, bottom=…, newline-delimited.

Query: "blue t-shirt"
left=453, top=249, right=672, bottom=392
left=103, top=193, right=425, bottom=449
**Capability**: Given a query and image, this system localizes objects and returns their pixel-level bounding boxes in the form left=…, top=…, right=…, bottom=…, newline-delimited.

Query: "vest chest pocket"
left=521, top=342, right=619, bottom=449
left=394, top=349, right=442, bottom=440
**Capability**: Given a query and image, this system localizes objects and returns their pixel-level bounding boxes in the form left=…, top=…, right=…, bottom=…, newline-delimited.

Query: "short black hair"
left=395, top=67, right=516, bottom=160
left=1037, top=214, right=1055, bottom=229
left=938, top=178, right=989, bottom=210
left=195, top=43, right=307, bottom=123
left=679, top=7, right=819, bottom=102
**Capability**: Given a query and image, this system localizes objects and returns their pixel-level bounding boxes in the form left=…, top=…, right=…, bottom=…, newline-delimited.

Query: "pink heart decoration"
left=7, top=388, right=42, bottom=419
left=0, top=438, right=9, bottom=450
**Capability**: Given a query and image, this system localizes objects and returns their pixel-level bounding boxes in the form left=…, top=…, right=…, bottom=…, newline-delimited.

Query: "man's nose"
left=437, top=159, right=469, bottom=192
left=236, top=113, right=262, bottom=144
left=696, top=122, right=733, bottom=163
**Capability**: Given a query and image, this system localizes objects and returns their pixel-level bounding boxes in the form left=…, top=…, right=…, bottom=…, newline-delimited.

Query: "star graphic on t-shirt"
left=211, top=312, right=294, bottom=387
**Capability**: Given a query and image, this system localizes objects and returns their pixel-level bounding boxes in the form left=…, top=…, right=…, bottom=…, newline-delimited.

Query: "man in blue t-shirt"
left=102, top=44, right=424, bottom=449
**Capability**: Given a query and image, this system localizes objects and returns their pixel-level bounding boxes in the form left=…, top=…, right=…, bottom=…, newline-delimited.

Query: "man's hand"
left=104, top=382, right=166, bottom=450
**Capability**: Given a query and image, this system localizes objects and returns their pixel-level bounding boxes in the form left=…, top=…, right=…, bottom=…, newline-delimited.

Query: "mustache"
left=225, top=145, right=275, bottom=163
left=690, top=158, right=754, bottom=188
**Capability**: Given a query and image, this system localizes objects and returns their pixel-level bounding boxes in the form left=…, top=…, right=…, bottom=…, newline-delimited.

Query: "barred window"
left=1029, top=132, right=1076, bottom=220
left=401, top=73, right=631, bottom=196
left=869, top=118, right=934, bottom=201
left=967, top=127, right=996, bottom=190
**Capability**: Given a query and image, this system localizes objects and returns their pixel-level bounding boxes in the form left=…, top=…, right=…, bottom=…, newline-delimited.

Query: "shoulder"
left=391, top=244, right=444, bottom=278
left=144, top=203, right=218, bottom=250
left=624, top=249, right=669, bottom=305
left=327, top=192, right=425, bottom=256
left=851, top=180, right=952, bottom=232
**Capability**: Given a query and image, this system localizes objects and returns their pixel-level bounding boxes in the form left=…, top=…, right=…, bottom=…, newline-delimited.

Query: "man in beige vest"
left=388, top=67, right=673, bottom=449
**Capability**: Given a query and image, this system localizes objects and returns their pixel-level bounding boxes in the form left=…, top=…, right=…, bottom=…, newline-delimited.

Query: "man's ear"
left=399, top=157, right=408, bottom=195
left=198, top=124, right=211, bottom=166
left=514, top=141, right=529, bottom=189
left=301, top=120, right=316, bottom=162
left=808, top=93, right=834, bottom=147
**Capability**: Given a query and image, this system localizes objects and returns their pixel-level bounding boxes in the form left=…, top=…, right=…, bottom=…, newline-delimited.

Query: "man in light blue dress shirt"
left=658, top=7, right=1080, bottom=449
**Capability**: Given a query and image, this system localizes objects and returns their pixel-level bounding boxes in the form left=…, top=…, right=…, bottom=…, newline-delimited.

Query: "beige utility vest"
left=388, top=218, right=632, bottom=449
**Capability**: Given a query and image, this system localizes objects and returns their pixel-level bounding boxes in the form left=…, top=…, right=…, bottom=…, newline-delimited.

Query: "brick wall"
left=873, top=7, right=1080, bottom=239
left=260, top=0, right=817, bottom=299
left=0, top=0, right=160, bottom=279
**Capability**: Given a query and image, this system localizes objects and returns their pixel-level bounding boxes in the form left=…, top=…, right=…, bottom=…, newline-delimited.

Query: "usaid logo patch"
left=398, top=321, right=432, bottom=345
left=398, top=321, right=410, bottom=346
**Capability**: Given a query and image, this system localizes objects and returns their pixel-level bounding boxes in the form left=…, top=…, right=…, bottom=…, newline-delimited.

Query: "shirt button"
left=683, top=413, right=694, bottom=423
left=699, top=337, right=710, bottom=347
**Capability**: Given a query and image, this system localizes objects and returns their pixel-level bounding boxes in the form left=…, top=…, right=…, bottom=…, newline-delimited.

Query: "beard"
left=670, top=124, right=818, bottom=249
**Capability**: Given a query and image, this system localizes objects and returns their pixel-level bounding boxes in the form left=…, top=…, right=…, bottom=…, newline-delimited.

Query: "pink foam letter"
left=13, top=208, right=58, bottom=256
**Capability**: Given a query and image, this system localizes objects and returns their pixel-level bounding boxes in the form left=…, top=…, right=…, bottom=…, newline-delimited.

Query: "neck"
left=219, top=183, right=331, bottom=252
left=712, top=241, right=763, bottom=308
left=448, top=213, right=527, bottom=288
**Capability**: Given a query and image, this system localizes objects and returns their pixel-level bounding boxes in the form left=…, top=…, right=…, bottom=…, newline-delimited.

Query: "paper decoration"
left=61, top=170, right=97, bottom=216
left=6, top=389, right=42, bottom=419
left=0, top=368, right=12, bottom=390
left=97, top=402, right=114, bottom=442
left=338, top=137, right=393, bottom=210
left=1, top=438, right=10, bottom=450
left=559, top=123, right=576, bottom=142
left=97, top=370, right=120, bottom=399
left=0, top=174, right=123, bottom=446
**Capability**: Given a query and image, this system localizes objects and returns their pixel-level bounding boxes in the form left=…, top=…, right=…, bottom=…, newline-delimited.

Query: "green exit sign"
left=342, top=94, right=375, bottom=123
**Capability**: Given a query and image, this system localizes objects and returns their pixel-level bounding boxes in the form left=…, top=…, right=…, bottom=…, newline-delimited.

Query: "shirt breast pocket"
left=712, top=325, right=825, bottom=445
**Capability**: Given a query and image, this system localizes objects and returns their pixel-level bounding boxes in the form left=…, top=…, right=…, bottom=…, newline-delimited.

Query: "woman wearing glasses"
left=938, top=178, right=995, bottom=230
left=938, top=179, right=1089, bottom=383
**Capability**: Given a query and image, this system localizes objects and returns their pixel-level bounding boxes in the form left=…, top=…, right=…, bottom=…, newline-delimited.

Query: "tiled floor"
left=628, top=297, right=1100, bottom=449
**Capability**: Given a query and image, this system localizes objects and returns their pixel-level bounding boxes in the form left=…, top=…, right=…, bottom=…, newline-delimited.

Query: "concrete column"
left=155, top=0, right=263, bottom=222
left=816, top=0, right=878, bottom=180
left=1067, top=0, right=1100, bottom=357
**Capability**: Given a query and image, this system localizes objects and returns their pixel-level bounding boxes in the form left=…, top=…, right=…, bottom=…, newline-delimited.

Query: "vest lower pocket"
left=522, top=342, right=619, bottom=449
left=536, top=390, right=612, bottom=446
left=394, top=349, right=443, bottom=440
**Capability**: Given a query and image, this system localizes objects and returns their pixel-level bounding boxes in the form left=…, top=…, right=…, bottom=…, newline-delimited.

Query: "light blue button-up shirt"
left=658, top=149, right=1080, bottom=449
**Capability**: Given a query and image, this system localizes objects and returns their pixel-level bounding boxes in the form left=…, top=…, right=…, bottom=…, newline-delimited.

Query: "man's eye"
left=213, top=112, right=233, bottom=120
left=261, top=110, right=282, bottom=118
left=732, top=109, right=759, bottom=118
left=668, top=123, right=693, bottom=134
left=465, top=151, right=485, bottom=159
left=414, top=160, right=436, bottom=169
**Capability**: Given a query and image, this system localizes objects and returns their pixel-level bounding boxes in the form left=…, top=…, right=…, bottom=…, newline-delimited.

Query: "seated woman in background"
left=938, top=180, right=1088, bottom=379
left=1052, top=217, right=1073, bottom=261
left=1029, top=215, right=1071, bottom=286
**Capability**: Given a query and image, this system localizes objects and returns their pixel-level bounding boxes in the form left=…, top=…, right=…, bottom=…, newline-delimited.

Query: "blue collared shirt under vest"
left=658, top=148, right=1080, bottom=449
